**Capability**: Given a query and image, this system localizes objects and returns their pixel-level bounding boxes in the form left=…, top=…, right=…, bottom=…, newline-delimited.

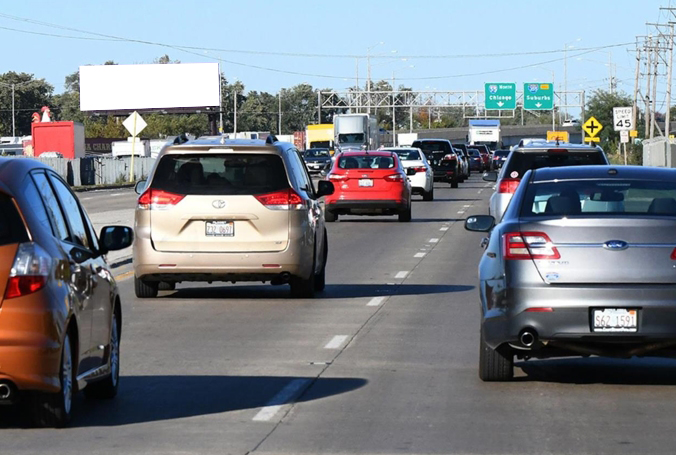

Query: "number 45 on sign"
left=613, top=107, right=633, bottom=131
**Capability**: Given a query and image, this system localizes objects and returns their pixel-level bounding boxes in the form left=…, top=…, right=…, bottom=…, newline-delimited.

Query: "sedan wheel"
left=478, top=327, right=513, bottom=382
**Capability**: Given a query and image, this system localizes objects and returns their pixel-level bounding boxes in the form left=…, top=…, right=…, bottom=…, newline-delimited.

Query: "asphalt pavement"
left=4, top=177, right=676, bottom=455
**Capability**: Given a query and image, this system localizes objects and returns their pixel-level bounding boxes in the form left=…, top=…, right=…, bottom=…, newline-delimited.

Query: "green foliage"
left=0, top=72, right=54, bottom=136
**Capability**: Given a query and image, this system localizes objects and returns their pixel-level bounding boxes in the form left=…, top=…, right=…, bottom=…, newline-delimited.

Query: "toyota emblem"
left=212, top=200, right=227, bottom=209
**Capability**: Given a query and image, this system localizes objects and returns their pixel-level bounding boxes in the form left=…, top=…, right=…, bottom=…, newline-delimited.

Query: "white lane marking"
left=387, top=282, right=396, bottom=285
left=368, top=296, right=387, bottom=307
left=478, top=190, right=483, bottom=194
left=81, top=197, right=94, bottom=201
left=324, top=335, right=349, bottom=349
left=440, top=227, right=449, bottom=231
left=457, top=210, right=465, bottom=214
left=414, top=252, right=426, bottom=258
left=463, top=205, right=471, bottom=208
left=429, top=238, right=439, bottom=243
left=395, top=271, right=409, bottom=279
left=252, top=379, right=311, bottom=422
left=110, top=193, right=125, bottom=197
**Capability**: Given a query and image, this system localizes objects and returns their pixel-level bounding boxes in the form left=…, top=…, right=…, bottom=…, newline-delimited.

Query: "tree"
left=0, top=72, right=54, bottom=136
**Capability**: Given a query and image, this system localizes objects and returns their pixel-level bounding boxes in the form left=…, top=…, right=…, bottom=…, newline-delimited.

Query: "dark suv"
left=411, top=139, right=461, bottom=188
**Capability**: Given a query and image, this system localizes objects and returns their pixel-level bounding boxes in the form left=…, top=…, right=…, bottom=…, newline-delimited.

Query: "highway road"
left=3, top=177, right=676, bottom=455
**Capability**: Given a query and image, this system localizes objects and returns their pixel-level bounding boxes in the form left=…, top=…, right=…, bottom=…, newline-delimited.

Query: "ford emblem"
left=603, top=240, right=628, bottom=251
left=212, top=200, right=227, bottom=209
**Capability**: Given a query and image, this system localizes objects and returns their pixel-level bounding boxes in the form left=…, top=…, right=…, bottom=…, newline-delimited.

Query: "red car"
left=325, top=151, right=414, bottom=222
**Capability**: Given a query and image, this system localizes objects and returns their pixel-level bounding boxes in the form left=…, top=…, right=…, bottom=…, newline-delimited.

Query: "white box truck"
left=333, top=114, right=380, bottom=152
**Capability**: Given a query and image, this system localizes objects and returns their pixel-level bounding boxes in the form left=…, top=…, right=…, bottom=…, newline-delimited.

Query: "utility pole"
left=651, top=38, right=660, bottom=139
left=665, top=25, right=674, bottom=163
left=233, top=89, right=238, bottom=135
left=645, top=36, right=653, bottom=138
left=632, top=39, right=641, bottom=135
left=278, top=89, right=282, bottom=135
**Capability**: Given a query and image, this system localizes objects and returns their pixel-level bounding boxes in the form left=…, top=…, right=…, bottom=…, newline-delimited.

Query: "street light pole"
left=11, top=83, right=16, bottom=138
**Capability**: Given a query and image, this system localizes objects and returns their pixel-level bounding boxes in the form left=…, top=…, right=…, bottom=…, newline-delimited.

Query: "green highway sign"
left=524, top=82, right=554, bottom=110
left=485, top=82, right=516, bottom=110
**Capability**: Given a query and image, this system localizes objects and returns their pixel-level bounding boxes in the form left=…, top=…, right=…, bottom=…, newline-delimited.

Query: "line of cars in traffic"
left=464, top=140, right=676, bottom=382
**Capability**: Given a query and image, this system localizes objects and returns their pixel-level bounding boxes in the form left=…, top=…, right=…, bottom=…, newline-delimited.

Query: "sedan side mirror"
left=316, top=180, right=335, bottom=198
left=482, top=171, right=498, bottom=182
left=99, top=226, right=134, bottom=255
left=406, top=168, right=417, bottom=176
left=135, top=180, right=148, bottom=195
left=465, top=215, right=495, bottom=232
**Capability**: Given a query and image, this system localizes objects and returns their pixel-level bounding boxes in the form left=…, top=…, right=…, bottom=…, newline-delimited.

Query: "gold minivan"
left=133, top=136, right=334, bottom=298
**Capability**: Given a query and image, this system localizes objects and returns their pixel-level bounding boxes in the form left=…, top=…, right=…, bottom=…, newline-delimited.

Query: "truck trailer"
left=333, top=114, right=379, bottom=152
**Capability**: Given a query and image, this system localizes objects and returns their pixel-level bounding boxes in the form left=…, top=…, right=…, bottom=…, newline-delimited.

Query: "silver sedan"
left=466, top=165, right=676, bottom=381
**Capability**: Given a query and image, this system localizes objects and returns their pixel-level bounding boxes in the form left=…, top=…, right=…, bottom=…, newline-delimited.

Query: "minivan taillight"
left=255, top=189, right=304, bottom=210
left=137, top=189, right=186, bottom=210
left=503, top=232, right=560, bottom=260
left=498, top=178, right=521, bottom=194
left=4, top=243, right=51, bottom=300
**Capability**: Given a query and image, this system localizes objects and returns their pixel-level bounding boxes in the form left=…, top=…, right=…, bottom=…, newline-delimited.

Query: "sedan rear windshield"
left=393, top=150, right=421, bottom=161
left=413, top=141, right=452, bottom=155
left=467, top=149, right=481, bottom=156
left=0, top=194, right=29, bottom=246
left=150, top=154, right=290, bottom=195
left=521, top=179, right=676, bottom=217
left=339, top=155, right=395, bottom=169
left=505, top=150, right=607, bottom=179
left=305, top=149, right=330, bottom=158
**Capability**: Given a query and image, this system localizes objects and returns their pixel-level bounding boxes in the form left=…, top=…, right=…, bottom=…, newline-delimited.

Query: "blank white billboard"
left=79, top=63, right=220, bottom=112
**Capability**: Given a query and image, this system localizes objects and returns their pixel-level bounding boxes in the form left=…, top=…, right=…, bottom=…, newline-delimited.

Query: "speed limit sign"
left=613, top=107, right=633, bottom=131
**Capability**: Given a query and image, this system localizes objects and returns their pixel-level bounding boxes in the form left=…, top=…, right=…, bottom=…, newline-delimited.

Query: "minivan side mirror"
left=99, top=226, right=134, bottom=255
left=482, top=171, right=498, bottom=182
left=465, top=215, right=495, bottom=232
left=135, top=180, right=148, bottom=195
left=316, top=180, right=335, bottom=198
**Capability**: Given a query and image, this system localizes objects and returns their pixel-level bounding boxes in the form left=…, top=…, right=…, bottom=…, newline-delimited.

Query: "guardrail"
left=6, top=156, right=155, bottom=186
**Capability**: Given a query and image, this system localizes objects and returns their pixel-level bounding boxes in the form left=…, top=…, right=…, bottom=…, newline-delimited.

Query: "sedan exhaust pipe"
left=520, top=330, right=538, bottom=348
left=0, top=383, right=12, bottom=400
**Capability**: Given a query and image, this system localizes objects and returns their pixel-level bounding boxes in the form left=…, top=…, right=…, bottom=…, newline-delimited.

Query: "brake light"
left=384, top=174, right=405, bottom=182
left=328, top=173, right=347, bottom=181
left=498, top=178, right=520, bottom=194
left=137, top=189, right=186, bottom=210
left=4, top=243, right=51, bottom=300
left=671, top=248, right=676, bottom=260
left=409, top=166, right=427, bottom=173
left=442, top=154, right=457, bottom=161
left=254, top=189, right=304, bottom=210
left=547, top=149, right=568, bottom=153
left=503, top=232, right=560, bottom=260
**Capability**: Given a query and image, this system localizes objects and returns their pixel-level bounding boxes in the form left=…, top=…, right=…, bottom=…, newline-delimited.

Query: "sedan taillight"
left=498, top=178, right=521, bottom=194
left=384, top=174, right=406, bottom=182
left=503, top=232, right=560, bottom=260
left=4, top=243, right=51, bottom=300
left=410, top=166, right=427, bottom=173
left=328, top=174, right=347, bottom=181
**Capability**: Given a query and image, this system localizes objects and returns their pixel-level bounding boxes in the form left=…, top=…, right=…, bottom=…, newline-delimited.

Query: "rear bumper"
left=0, top=290, right=65, bottom=393
left=133, top=236, right=314, bottom=281
left=482, top=282, right=676, bottom=354
left=326, top=199, right=408, bottom=212
left=432, top=169, right=456, bottom=182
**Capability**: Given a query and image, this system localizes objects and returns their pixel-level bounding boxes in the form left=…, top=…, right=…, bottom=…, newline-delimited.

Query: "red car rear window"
left=338, top=155, right=395, bottom=169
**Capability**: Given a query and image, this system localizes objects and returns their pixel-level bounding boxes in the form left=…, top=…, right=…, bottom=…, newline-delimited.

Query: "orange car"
left=0, top=158, right=132, bottom=427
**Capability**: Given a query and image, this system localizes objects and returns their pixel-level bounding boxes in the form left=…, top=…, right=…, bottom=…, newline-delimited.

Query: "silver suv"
left=133, top=136, right=334, bottom=298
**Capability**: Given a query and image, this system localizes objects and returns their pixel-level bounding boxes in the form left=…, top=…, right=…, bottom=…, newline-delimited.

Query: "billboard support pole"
left=129, top=114, right=137, bottom=183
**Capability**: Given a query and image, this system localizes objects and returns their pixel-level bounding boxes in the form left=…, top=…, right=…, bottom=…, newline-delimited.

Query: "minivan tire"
left=135, top=276, right=158, bottom=298
left=479, top=327, right=513, bottom=382
left=31, top=332, right=74, bottom=427
left=158, top=281, right=176, bottom=291
left=314, top=235, right=328, bottom=292
left=451, top=180, right=459, bottom=188
left=290, top=250, right=316, bottom=298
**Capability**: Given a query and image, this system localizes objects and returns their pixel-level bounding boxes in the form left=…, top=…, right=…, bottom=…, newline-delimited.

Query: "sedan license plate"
left=359, top=179, right=373, bottom=187
left=205, top=221, right=234, bottom=237
left=592, top=308, right=638, bottom=332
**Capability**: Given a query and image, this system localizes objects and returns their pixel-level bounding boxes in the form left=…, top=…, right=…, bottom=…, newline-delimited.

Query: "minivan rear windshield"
left=0, top=194, right=28, bottom=246
left=506, top=150, right=607, bottom=179
left=521, top=179, right=676, bottom=217
left=150, top=154, right=290, bottom=195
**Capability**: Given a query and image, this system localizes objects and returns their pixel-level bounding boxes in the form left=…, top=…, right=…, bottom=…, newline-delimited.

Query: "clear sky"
left=0, top=0, right=672, bottom=102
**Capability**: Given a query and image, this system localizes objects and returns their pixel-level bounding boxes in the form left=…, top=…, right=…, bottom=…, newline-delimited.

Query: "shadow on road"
left=163, top=283, right=474, bottom=300
left=336, top=218, right=463, bottom=224
left=0, top=375, right=367, bottom=428
left=517, top=357, right=676, bottom=385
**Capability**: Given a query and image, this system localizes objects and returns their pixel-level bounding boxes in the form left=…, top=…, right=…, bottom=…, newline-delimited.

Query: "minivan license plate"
left=592, top=308, right=637, bottom=332
left=206, top=221, right=234, bottom=237
left=359, top=179, right=373, bottom=187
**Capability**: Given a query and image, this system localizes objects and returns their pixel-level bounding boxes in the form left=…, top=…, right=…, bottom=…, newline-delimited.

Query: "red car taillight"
left=498, top=178, right=521, bottom=194
left=503, top=232, right=560, bottom=260
left=137, top=189, right=186, bottom=210
left=4, top=243, right=51, bottom=300
left=254, top=189, right=304, bottom=210
left=384, top=174, right=406, bottom=182
left=328, top=173, right=347, bottom=181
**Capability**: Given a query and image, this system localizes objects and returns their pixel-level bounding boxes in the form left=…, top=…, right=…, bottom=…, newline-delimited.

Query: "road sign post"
left=123, top=111, right=148, bottom=182
left=524, top=83, right=554, bottom=110
left=484, top=83, right=516, bottom=110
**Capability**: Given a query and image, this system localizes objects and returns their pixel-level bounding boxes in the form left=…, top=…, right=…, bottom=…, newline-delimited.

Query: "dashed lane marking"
left=429, top=238, right=439, bottom=243
left=367, top=296, right=387, bottom=307
left=324, top=335, right=349, bottom=349
left=395, top=271, right=409, bottom=279
left=414, top=252, right=426, bottom=258
left=252, top=379, right=311, bottom=422
left=440, top=227, right=449, bottom=231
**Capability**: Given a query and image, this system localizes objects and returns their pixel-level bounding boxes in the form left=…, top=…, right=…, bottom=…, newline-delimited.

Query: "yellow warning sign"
left=547, top=131, right=569, bottom=142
